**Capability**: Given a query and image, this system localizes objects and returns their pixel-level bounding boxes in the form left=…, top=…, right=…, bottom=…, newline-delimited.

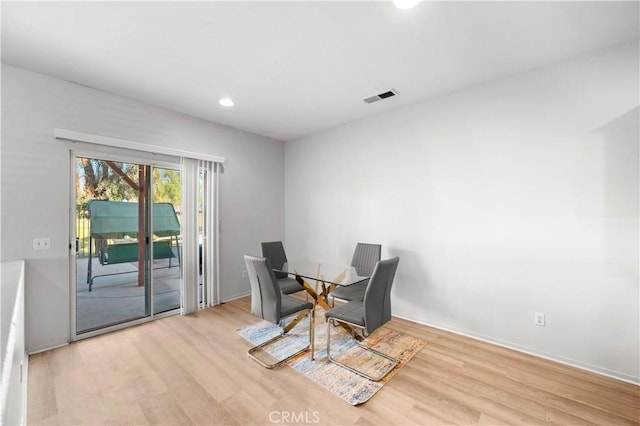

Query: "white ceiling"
left=2, top=1, right=638, bottom=141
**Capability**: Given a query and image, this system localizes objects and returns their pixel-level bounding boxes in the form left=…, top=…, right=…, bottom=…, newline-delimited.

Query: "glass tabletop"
left=273, top=260, right=372, bottom=287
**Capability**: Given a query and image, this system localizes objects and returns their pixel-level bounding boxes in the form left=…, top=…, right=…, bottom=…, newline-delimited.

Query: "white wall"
left=1, top=64, right=285, bottom=352
left=1, top=261, right=27, bottom=426
left=285, top=41, right=639, bottom=383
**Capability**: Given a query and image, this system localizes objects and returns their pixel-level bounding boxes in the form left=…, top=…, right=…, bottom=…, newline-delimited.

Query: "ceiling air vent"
left=363, top=89, right=398, bottom=104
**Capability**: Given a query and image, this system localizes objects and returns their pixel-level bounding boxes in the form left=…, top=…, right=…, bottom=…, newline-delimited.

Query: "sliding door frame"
left=58, top=129, right=224, bottom=342
left=68, top=148, right=182, bottom=341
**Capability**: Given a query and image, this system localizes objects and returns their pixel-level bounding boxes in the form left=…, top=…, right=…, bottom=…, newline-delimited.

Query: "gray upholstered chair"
left=325, top=256, right=400, bottom=381
left=261, top=241, right=304, bottom=295
left=329, top=243, right=381, bottom=306
left=244, top=255, right=314, bottom=368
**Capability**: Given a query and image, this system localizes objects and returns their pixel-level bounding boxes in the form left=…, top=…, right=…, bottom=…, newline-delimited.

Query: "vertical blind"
left=181, top=158, right=200, bottom=314
left=181, top=158, right=221, bottom=313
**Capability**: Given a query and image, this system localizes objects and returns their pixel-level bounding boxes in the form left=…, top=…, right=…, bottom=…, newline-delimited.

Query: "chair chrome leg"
left=247, top=309, right=313, bottom=369
left=326, top=319, right=331, bottom=360
left=326, top=319, right=399, bottom=381
left=310, top=308, right=315, bottom=360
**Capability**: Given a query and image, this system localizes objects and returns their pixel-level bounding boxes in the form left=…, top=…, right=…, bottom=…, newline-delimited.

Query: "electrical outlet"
left=242, top=270, right=248, bottom=279
left=534, top=312, right=545, bottom=327
left=33, top=238, right=51, bottom=251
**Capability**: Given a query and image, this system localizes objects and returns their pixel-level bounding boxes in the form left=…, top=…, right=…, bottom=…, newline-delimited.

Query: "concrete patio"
left=75, top=255, right=182, bottom=332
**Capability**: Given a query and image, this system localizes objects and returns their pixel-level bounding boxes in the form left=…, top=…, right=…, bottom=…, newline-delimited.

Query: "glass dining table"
left=273, top=260, right=372, bottom=310
left=272, top=260, right=372, bottom=358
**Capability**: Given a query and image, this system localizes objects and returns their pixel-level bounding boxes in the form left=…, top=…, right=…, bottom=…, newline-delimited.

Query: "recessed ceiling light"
left=219, top=97, right=234, bottom=107
left=394, top=0, right=420, bottom=9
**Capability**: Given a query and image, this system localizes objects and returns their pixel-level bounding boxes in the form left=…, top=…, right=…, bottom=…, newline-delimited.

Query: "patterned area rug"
left=237, top=307, right=426, bottom=405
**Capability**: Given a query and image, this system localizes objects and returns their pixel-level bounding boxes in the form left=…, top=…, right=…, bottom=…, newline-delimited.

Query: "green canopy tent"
left=86, top=200, right=181, bottom=291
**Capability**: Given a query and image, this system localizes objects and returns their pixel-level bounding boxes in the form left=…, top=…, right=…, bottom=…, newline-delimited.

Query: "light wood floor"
left=28, top=297, right=639, bottom=425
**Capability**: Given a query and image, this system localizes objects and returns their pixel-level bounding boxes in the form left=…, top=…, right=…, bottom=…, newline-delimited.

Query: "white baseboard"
left=220, top=291, right=251, bottom=304
left=393, top=313, right=640, bottom=386
left=28, top=342, right=69, bottom=356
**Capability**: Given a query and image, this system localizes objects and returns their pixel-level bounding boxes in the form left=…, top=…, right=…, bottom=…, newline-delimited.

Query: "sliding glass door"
left=74, top=156, right=182, bottom=334
left=151, top=166, right=182, bottom=315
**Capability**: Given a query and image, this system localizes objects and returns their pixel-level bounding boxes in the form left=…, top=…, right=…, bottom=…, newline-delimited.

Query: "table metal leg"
left=295, top=275, right=355, bottom=337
